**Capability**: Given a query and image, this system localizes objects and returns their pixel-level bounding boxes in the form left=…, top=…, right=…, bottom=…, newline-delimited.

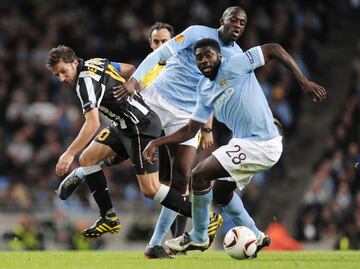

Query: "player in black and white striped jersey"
left=46, top=45, right=197, bottom=238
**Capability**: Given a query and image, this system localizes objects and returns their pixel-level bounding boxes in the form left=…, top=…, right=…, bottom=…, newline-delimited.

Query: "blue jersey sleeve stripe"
left=110, top=62, right=121, bottom=73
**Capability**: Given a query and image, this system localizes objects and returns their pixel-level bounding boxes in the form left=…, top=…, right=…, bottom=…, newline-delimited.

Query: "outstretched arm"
left=113, top=45, right=173, bottom=100
left=261, top=43, right=326, bottom=102
left=143, top=119, right=202, bottom=163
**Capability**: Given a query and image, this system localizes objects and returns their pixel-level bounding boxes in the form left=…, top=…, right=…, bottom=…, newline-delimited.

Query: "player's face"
left=149, top=28, right=172, bottom=50
left=52, top=59, right=78, bottom=87
left=220, top=10, right=247, bottom=41
left=195, top=46, right=222, bottom=80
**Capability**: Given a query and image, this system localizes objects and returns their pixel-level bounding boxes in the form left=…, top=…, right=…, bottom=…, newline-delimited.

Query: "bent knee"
left=79, top=152, right=98, bottom=167
left=142, top=188, right=155, bottom=199
left=191, top=167, right=210, bottom=192
left=140, top=187, right=157, bottom=199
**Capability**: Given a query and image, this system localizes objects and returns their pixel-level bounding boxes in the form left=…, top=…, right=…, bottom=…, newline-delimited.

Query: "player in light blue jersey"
left=112, top=7, right=252, bottom=258
left=143, top=38, right=326, bottom=256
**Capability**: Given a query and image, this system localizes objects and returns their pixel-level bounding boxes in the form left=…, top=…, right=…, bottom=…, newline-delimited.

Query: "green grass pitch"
left=0, top=251, right=359, bottom=269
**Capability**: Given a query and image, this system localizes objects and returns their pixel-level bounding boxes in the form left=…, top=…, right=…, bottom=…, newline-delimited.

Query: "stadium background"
left=0, top=0, right=359, bottom=251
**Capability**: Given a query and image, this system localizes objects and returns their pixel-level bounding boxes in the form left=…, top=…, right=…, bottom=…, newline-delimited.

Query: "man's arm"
left=119, top=63, right=136, bottom=80
left=143, top=119, right=203, bottom=164
left=113, top=45, right=173, bottom=100
left=55, top=108, right=100, bottom=176
left=200, top=114, right=214, bottom=150
left=260, top=43, right=326, bottom=102
left=110, top=62, right=136, bottom=80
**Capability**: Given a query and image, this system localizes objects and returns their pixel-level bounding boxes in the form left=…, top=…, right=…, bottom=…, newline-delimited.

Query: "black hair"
left=46, top=45, right=78, bottom=69
left=194, top=38, right=221, bottom=53
left=149, top=22, right=174, bottom=38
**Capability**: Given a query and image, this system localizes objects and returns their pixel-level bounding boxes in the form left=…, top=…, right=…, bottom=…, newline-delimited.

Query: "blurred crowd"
left=0, top=0, right=335, bottom=249
left=296, top=57, right=360, bottom=249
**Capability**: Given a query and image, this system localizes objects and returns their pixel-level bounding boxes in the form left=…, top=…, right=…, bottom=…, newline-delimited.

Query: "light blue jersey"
left=192, top=46, right=279, bottom=141
left=133, top=26, right=242, bottom=114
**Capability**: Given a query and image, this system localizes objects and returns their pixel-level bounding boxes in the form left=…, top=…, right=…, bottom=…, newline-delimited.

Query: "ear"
left=219, top=52, right=222, bottom=61
left=219, top=17, right=224, bottom=26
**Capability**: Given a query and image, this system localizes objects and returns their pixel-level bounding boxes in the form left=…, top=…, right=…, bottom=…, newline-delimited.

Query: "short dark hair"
left=222, top=6, right=246, bottom=19
left=46, top=45, right=78, bottom=69
left=194, top=38, right=221, bottom=54
left=149, top=22, right=174, bottom=39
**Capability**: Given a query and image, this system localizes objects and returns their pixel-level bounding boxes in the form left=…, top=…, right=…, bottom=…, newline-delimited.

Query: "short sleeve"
left=110, top=62, right=121, bottom=73
left=76, top=73, right=101, bottom=113
left=225, top=46, right=265, bottom=75
left=191, top=94, right=213, bottom=123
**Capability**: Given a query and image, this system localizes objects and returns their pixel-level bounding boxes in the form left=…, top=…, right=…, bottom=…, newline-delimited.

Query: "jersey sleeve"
left=76, top=72, right=103, bottom=114
left=110, top=61, right=121, bottom=73
left=191, top=98, right=212, bottom=123
left=164, top=25, right=206, bottom=55
left=225, top=46, right=265, bottom=75
left=131, top=45, right=172, bottom=81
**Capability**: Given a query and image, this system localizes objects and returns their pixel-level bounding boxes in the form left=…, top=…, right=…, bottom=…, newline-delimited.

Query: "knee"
left=79, top=152, right=98, bottom=167
left=191, top=165, right=210, bottom=192
left=213, top=188, right=233, bottom=206
left=172, top=162, right=191, bottom=182
left=171, top=163, right=191, bottom=195
left=138, top=180, right=160, bottom=199
left=170, top=169, right=189, bottom=194
left=213, top=181, right=237, bottom=206
left=139, top=185, right=156, bottom=199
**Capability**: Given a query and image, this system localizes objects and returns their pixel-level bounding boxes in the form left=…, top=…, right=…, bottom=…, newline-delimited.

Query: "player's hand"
left=55, top=151, right=74, bottom=176
left=200, top=131, right=214, bottom=150
left=143, top=140, right=158, bottom=164
left=301, top=79, right=326, bottom=103
left=113, top=78, right=137, bottom=101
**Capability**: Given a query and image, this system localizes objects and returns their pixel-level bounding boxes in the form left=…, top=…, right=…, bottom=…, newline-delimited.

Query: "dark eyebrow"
left=53, top=68, right=64, bottom=76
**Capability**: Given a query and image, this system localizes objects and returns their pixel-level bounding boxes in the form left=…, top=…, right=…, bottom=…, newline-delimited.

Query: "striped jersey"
left=75, top=58, right=155, bottom=132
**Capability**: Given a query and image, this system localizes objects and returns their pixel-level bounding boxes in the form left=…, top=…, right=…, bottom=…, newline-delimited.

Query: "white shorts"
left=212, top=135, right=283, bottom=190
left=142, top=86, right=199, bottom=148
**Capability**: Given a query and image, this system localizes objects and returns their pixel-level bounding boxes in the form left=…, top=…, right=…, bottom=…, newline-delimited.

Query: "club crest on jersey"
left=220, top=79, right=227, bottom=88
left=175, top=34, right=185, bottom=42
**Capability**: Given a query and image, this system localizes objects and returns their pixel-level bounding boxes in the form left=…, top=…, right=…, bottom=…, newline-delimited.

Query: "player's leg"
left=78, top=137, right=122, bottom=238
left=127, top=116, right=192, bottom=221
left=78, top=125, right=133, bottom=238
left=145, top=137, right=198, bottom=256
left=140, top=91, right=195, bottom=256
left=213, top=180, right=261, bottom=238
left=211, top=118, right=268, bottom=247
left=134, top=149, right=193, bottom=258
left=215, top=181, right=270, bottom=257
left=136, top=172, right=192, bottom=216
left=165, top=155, right=228, bottom=251
left=168, top=143, right=196, bottom=236
left=212, top=136, right=282, bottom=256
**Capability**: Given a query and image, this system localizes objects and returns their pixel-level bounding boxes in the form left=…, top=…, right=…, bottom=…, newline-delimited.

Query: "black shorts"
left=94, top=114, right=161, bottom=175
